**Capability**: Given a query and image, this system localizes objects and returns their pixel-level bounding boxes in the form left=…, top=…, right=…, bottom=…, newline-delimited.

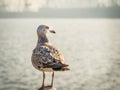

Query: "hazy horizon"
left=0, top=0, right=120, bottom=12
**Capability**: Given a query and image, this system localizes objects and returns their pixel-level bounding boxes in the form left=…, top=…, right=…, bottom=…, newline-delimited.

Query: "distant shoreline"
left=0, top=8, right=120, bottom=18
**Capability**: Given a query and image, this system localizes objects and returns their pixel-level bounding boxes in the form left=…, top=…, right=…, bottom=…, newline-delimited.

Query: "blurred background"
left=0, top=0, right=120, bottom=18
left=0, top=0, right=120, bottom=90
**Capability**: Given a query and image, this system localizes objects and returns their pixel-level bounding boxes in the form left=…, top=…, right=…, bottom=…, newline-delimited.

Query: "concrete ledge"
left=38, top=86, right=56, bottom=90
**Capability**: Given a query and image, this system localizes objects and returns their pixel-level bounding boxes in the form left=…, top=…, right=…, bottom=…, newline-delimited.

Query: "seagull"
left=31, top=25, right=70, bottom=89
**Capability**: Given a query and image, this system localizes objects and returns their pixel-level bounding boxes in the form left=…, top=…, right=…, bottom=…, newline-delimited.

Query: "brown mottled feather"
left=31, top=43, right=69, bottom=71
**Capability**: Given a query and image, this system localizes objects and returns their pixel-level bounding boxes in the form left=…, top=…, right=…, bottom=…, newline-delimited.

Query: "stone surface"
left=38, top=86, right=56, bottom=90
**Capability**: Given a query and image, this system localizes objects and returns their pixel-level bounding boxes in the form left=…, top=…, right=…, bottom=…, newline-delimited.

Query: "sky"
left=0, top=0, right=120, bottom=12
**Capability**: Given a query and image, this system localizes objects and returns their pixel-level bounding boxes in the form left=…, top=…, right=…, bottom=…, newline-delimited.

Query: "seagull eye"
left=45, top=26, right=49, bottom=29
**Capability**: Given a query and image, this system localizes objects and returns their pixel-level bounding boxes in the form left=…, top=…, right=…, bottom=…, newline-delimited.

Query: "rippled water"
left=0, top=19, right=120, bottom=90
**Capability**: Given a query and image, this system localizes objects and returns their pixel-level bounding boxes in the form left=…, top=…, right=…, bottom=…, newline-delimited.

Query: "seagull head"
left=37, top=25, right=56, bottom=36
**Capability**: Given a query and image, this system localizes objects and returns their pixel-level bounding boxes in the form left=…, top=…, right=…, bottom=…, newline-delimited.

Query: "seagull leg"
left=51, top=72, right=54, bottom=87
left=42, top=72, right=45, bottom=88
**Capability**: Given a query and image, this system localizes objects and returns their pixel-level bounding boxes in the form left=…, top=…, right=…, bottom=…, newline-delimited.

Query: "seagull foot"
left=38, top=85, right=56, bottom=90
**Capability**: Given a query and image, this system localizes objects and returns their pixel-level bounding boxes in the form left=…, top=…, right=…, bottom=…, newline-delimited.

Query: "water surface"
left=0, top=19, right=120, bottom=90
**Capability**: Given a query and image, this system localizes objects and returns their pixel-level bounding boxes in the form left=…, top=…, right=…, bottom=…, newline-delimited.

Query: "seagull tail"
left=52, top=64, right=70, bottom=71
left=61, top=64, right=70, bottom=71
left=61, top=67, right=70, bottom=71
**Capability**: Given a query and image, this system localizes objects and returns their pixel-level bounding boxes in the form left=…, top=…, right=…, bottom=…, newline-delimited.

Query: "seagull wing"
left=33, top=44, right=68, bottom=70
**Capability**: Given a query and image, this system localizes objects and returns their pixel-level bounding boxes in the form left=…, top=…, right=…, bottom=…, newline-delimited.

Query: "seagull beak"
left=49, top=30, right=56, bottom=34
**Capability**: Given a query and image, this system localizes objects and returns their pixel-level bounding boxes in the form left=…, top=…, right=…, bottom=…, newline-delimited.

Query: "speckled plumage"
left=32, top=43, right=69, bottom=72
